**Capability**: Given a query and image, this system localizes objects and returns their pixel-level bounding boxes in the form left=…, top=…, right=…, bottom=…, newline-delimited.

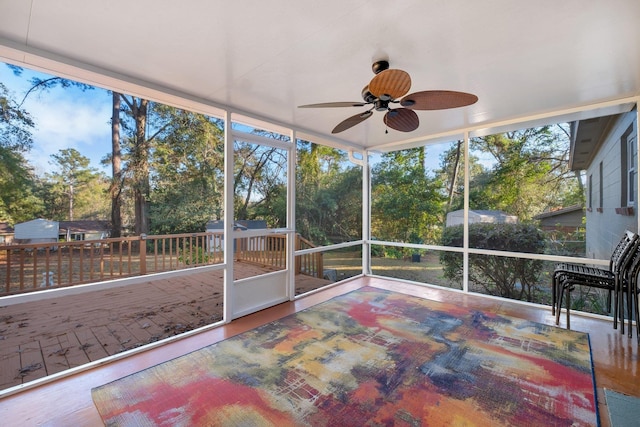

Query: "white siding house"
left=13, top=219, right=111, bottom=244
left=205, top=220, right=268, bottom=252
left=13, top=218, right=59, bottom=244
left=58, top=221, right=111, bottom=241
left=445, top=210, right=518, bottom=227
left=571, top=111, right=638, bottom=259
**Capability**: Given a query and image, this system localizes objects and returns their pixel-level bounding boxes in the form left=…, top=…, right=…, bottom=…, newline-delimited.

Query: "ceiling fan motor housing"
left=361, top=86, right=377, bottom=103
left=375, top=100, right=389, bottom=111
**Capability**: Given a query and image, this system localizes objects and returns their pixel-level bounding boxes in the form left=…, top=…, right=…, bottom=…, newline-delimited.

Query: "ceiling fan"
left=298, top=60, right=478, bottom=134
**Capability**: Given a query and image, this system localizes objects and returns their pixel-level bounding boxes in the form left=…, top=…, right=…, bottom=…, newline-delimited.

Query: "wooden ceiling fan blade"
left=332, top=110, right=373, bottom=133
left=368, top=69, right=411, bottom=100
left=384, top=108, right=419, bottom=132
left=298, top=101, right=368, bottom=108
left=400, top=90, right=478, bottom=110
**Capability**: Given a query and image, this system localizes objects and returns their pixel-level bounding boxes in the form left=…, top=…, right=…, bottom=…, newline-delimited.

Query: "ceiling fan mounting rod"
left=372, top=60, right=389, bottom=74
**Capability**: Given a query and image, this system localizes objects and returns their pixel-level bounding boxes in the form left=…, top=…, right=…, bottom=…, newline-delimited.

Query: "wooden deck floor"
left=0, top=276, right=638, bottom=427
left=0, top=263, right=330, bottom=390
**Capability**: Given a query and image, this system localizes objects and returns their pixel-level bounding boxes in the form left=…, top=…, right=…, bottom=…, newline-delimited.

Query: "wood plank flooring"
left=0, top=276, right=638, bottom=427
left=0, top=263, right=330, bottom=390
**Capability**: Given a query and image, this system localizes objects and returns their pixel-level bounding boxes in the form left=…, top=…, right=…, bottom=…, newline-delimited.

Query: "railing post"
left=78, top=245, right=84, bottom=283
left=295, top=234, right=301, bottom=274
left=100, top=244, right=104, bottom=280
left=32, top=250, right=38, bottom=289
left=139, top=234, right=147, bottom=275
left=44, top=247, right=51, bottom=286
left=317, top=252, right=324, bottom=279
left=5, top=248, right=10, bottom=294
left=19, top=249, right=25, bottom=291
left=154, top=238, right=159, bottom=271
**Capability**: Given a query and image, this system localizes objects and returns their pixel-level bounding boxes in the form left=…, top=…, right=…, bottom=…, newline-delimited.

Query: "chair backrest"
left=622, top=236, right=640, bottom=284
left=610, top=230, right=638, bottom=273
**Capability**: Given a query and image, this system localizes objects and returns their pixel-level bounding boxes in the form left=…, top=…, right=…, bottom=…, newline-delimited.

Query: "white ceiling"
left=0, top=0, right=639, bottom=151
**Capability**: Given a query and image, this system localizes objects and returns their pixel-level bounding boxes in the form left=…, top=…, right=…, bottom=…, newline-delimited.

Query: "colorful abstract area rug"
left=92, top=287, right=598, bottom=426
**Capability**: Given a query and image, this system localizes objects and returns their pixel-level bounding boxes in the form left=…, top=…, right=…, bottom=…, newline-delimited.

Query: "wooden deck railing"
left=235, top=234, right=288, bottom=269
left=295, top=235, right=324, bottom=279
left=0, top=231, right=324, bottom=296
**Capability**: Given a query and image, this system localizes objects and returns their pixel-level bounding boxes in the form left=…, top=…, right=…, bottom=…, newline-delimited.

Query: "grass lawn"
left=322, top=250, right=460, bottom=289
left=371, top=251, right=460, bottom=289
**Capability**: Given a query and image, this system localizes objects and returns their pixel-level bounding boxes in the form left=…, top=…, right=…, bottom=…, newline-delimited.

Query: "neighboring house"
left=59, top=220, right=111, bottom=241
left=206, top=220, right=267, bottom=252
left=533, top=205, right=586, bottom=256
left=205, top=219, right=268, bottom=233
left=13, top=219, right=111, bottom=244
left=206, top=220, right=268, bottom=252
left=0, top=222, right=14, bottom=244
left=445, top=210, right=518, bottom=227
left=570, top=109, right=638, bottom=260
left=14, top=218, right=59, bottom=244
left=533, top=205, right=584, bottom=236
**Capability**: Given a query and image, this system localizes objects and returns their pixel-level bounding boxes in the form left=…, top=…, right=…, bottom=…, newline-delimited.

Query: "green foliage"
left=383, top=246, right=407, bottom=259
left=568, top=286, right=609, bottom=316
left=74, top=178, right=110, bottom=220
left=440, top=223, right=546, bottom=302
left=232, top=133, right=294, bottom=229
left=252, top=183, right=287, bottom=228
left=149, top=109, right=224, bottom=234
left=0, top=82, right=34, bottom=151
left=295, top=141, right=362, bottom=245
left=467, top=126, right=582, bottom=220
left=178, top=246, right=210, bottom=265
left=0, top=146, right=45, bottom=223
left=45, top=148, right=107, bottom=220
left=372, top=147, right=446, bottom=245
left=0, top=82, right=44, bottom=223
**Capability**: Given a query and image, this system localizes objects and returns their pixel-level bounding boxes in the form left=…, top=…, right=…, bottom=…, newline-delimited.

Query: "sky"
left=0, top=62, right=113, bottom=176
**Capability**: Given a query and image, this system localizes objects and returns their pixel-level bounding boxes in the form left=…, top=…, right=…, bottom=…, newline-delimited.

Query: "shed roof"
left=533, top=205, right=584, bottom=220
left=59, top=220, right=111, bottom=233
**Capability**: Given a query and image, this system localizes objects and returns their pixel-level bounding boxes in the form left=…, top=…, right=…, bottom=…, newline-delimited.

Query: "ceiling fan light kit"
left=298, top=60, right=478, bottom=134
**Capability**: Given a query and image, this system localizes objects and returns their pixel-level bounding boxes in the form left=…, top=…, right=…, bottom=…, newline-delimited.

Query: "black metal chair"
left=552, top=230, right=638, bottom=330
left=623, top=238, right=640, bottom=342
left=552, top=231, right=638, bottom=319
left=633, top=267, right=640, bottom=344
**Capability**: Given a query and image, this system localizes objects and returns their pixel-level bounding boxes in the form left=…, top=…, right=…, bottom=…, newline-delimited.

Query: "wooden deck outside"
left=0, top=262, right=330, bottom=390
left=0, top=276, right=638, bottom=426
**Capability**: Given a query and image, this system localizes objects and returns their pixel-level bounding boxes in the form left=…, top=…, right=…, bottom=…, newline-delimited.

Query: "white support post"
left=362, top=150, right=371, bottom=275
left=463, top=131, right=470, bottom=293
left=223, top=111, right=234, bottom=322
left=287, top=130, right=297, bottom=300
